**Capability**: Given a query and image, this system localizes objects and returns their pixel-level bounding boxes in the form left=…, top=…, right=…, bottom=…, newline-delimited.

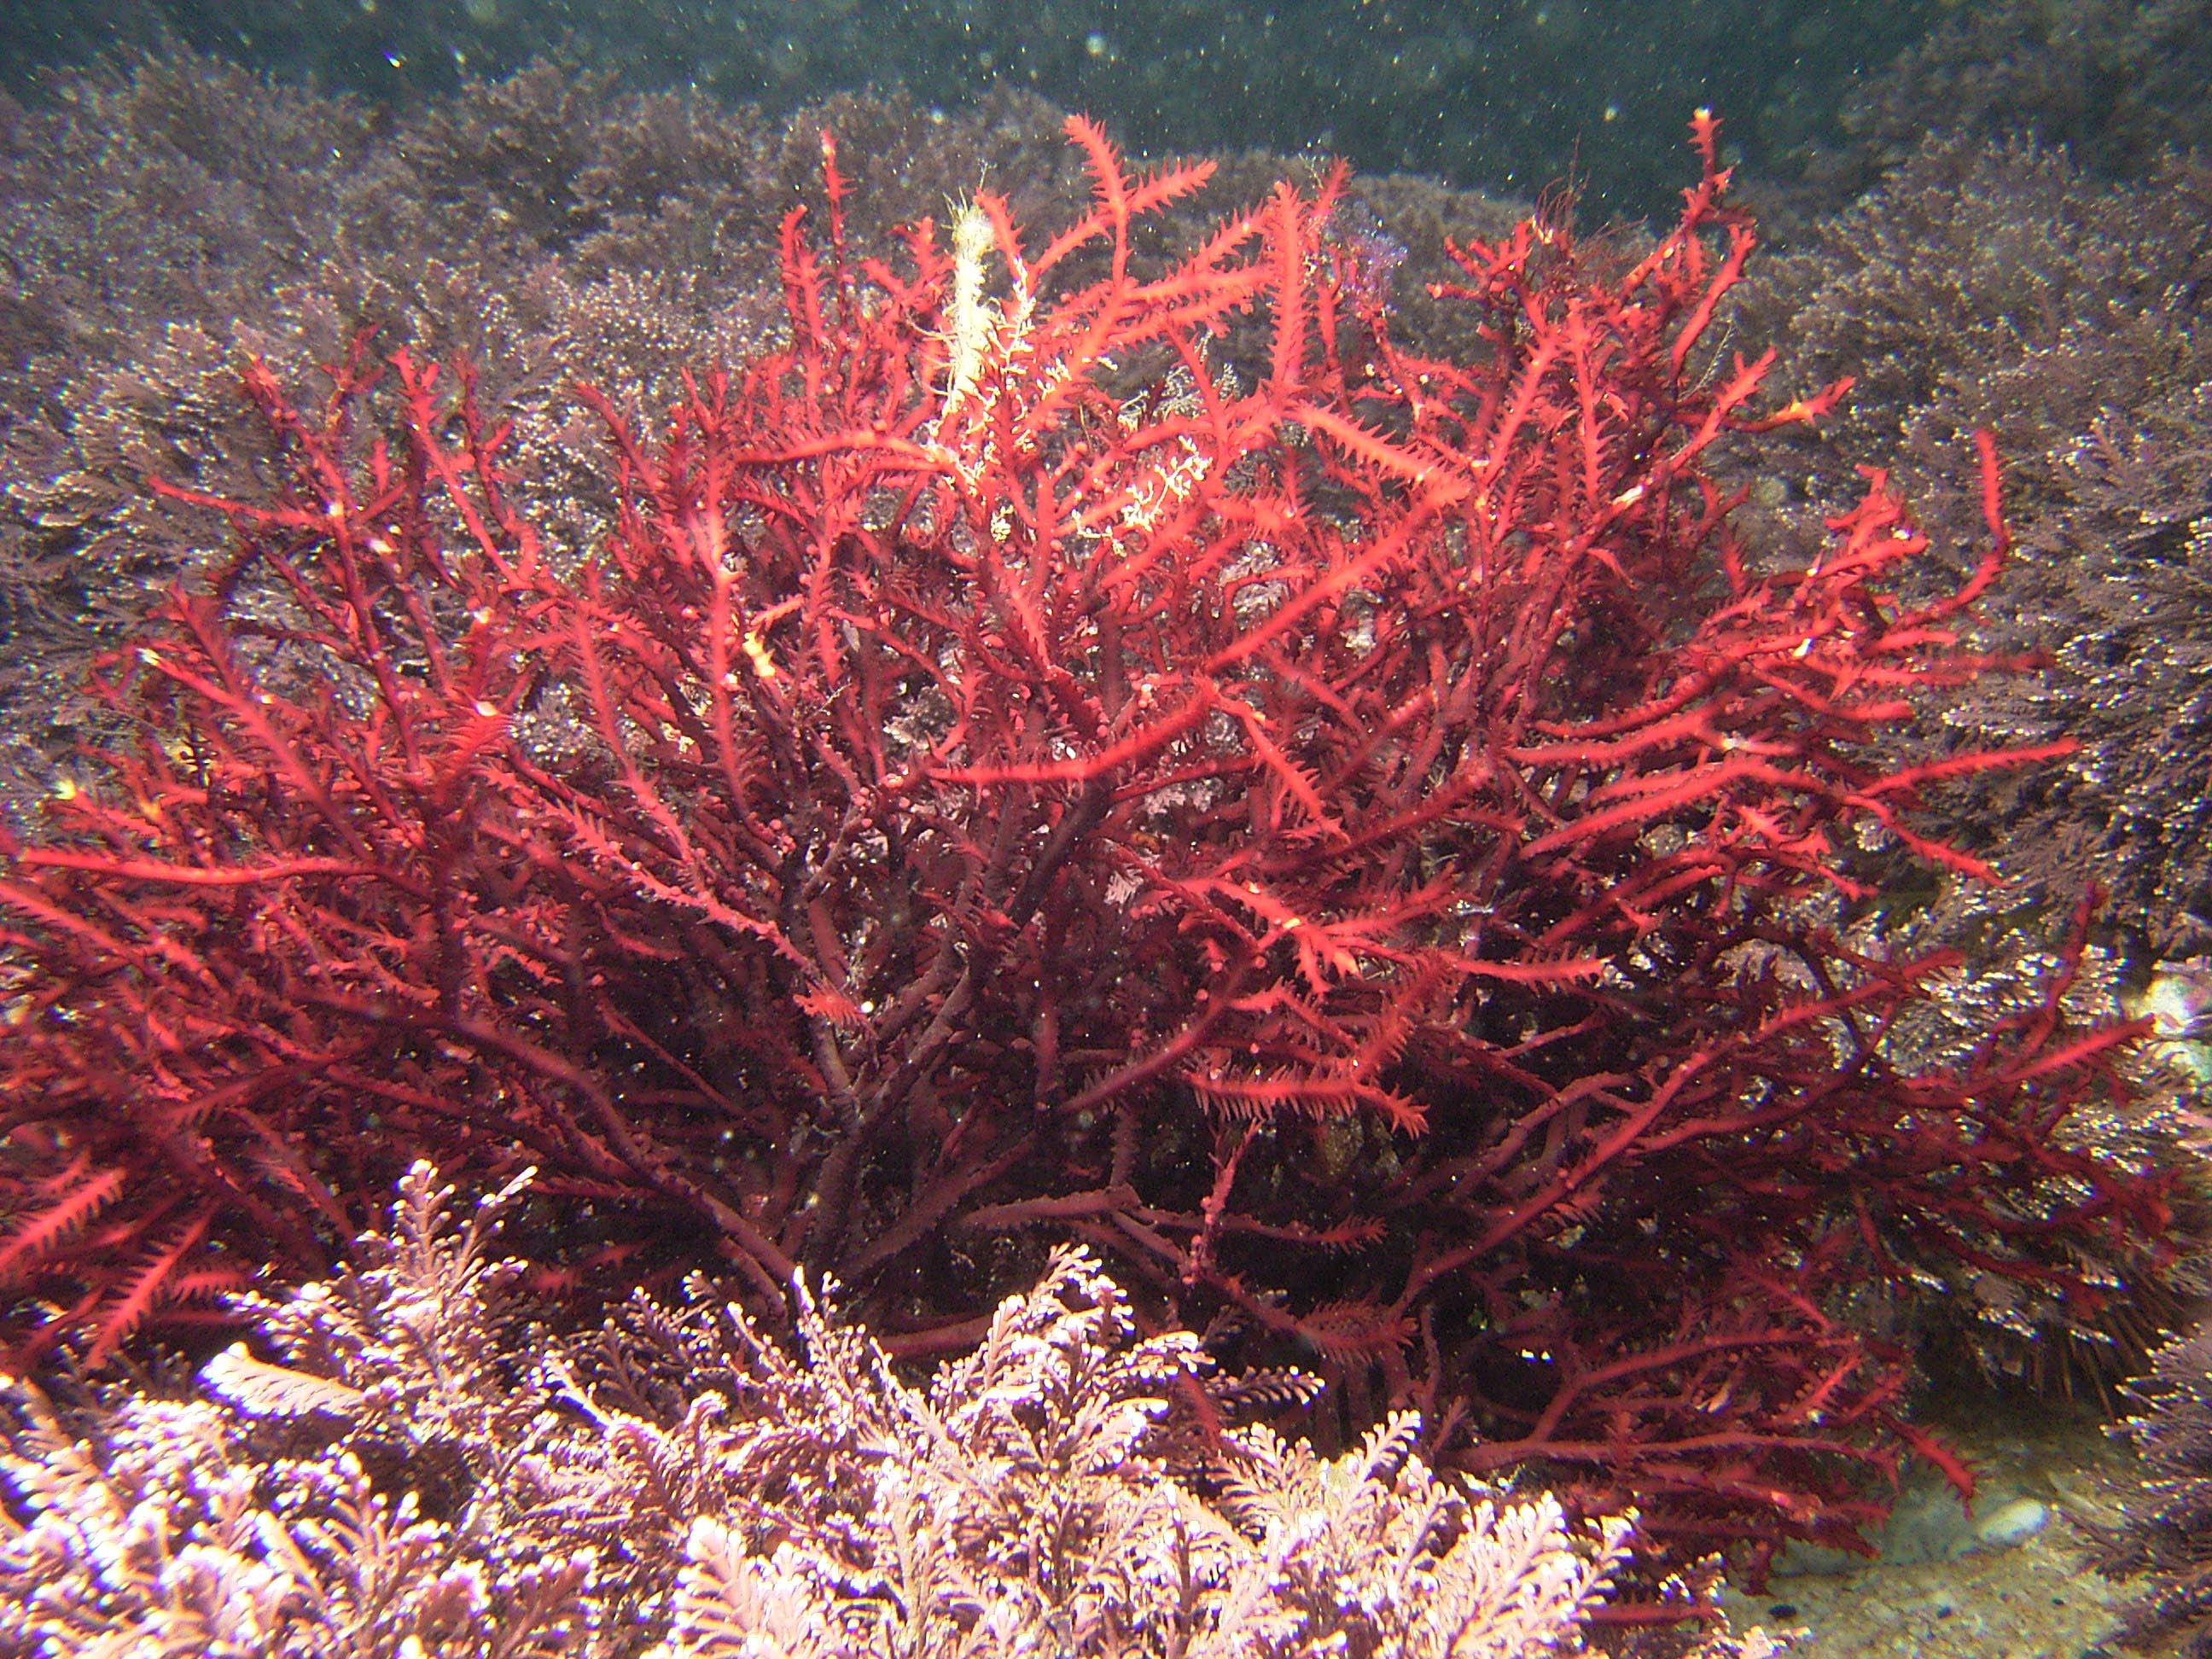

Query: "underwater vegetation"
left=1737, top=133, right=2212, bottom=954
left=3, top=1161, right=1796, bottom=1657
left=2103, top=1307, right=2212, bottom=1659
left=0, top=113, right=2176, bottom=1585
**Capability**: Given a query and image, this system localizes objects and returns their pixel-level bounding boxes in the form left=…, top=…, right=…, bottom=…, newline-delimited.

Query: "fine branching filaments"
left=0, top=1162, right=1791, bottom=1656
left=0, top=114, right=2174, bottom=1575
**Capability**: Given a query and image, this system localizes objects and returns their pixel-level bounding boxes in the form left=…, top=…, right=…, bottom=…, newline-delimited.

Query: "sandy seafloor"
left=1720, top=1399, right=2163, bottom=1659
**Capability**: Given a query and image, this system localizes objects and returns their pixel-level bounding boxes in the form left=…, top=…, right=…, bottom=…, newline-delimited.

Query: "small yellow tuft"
left=942, top=197, right=996, bottom=419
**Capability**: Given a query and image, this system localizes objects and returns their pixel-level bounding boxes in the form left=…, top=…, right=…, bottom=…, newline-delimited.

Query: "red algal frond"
left=0, top=1156, right=124, bottom=1285
left=1043, top=113, right=1221, bottom=279
left=1294, top=1299, right=1417, bottom=1365
left=82, top=1214, right=239, bottom=1370
left=0, top=116, right=2173, bottom=1578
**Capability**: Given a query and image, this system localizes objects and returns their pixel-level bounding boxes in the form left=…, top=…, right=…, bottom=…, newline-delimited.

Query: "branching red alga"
left=0, top=114, right=2172, bottom=1575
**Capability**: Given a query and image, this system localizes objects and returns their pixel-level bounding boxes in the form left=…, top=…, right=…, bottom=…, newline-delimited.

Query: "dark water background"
left=0, top=0, right=1953, bottom=218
